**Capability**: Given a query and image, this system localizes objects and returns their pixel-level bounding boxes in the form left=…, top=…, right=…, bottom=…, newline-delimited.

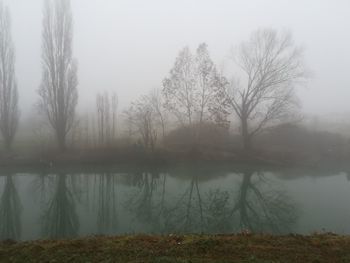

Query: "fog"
left=3, top=0, right=350, bottom=118
left=3, top=2, right=350, bottom=257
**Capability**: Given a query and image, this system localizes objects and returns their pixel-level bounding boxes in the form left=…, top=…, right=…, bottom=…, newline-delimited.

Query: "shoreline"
left=0, top=152, right=348, bottom=175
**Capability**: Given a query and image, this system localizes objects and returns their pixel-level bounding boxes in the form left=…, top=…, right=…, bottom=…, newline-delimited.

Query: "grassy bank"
left=1, top=234, right=350, bottom=262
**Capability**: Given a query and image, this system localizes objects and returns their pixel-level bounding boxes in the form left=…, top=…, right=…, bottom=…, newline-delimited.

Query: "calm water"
left=0, top=166, right=349, bottom=241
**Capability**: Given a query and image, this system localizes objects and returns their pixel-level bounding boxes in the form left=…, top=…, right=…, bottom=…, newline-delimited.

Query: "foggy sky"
left=3, top=0, right=350, bottom=118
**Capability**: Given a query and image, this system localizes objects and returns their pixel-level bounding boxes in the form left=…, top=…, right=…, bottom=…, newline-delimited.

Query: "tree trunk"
left=241, top=117, right=251, bottom=153
left=239, top=171, right=254, bottom=230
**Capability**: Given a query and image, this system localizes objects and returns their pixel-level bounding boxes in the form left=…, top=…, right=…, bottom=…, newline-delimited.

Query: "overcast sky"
left=3, top=0, right=350, bottom=117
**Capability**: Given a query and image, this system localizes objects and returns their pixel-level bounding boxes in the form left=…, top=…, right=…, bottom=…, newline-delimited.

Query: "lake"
left=0, top=165, right=349, bottom=241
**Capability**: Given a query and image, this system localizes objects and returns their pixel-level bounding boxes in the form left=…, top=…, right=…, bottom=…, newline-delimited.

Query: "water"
left=0, top=166, right=349, bottom=241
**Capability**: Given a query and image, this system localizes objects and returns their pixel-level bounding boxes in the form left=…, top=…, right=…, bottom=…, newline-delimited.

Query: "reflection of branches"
left=95, top=173, right=118, bottom=234
left=158, top=173, right=167, bottom=221
left=0, top=175, right=22, bottom=240
left=164, top=176, right=231, bottom=234
left=129, top=172, right=156, bottom=222
left=182, top=176, right=204, bottom=232
left=31, top=172, right=50, bottom=204
left=42, top=174, right=79, bottom=238
left=161, top=175, right=204, bottom=233
left=203, top=190, right=232, bottom=233
left=126, top=171, right=167, bottom=230
left=231, top=170, right=297, bottom=233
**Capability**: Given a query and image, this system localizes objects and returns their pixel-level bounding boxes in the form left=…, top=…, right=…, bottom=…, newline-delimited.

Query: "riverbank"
left=1, top=234, right=350, bottom=263
left=0, top=146, right=349, bottom=174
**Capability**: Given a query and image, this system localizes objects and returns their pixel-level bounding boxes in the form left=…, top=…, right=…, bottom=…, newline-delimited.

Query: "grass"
left=1, top=233, right=350, bottom=262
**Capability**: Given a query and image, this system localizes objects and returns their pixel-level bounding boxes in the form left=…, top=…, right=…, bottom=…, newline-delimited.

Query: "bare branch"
left=220, top=29, right=308, bottom=150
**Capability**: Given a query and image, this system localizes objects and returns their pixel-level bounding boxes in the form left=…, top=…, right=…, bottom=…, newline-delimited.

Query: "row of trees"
left=0, top=0, right=78, bottom=153
left=0, top=0, right=307, bottom=154
left=127, top=31, right=307, bottom=152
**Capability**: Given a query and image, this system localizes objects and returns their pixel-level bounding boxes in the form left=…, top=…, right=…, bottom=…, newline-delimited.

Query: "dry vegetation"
left=1, top=234, right=350, bottom=263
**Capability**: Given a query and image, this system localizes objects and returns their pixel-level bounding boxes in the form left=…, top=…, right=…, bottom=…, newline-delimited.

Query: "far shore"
left=0, top=148, right=348, bottom=175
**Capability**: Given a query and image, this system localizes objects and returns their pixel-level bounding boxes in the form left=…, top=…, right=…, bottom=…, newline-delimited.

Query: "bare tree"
left=219, top=29, right=307, bottom=151
left=195, top=43, right=229, bottom=126
left=38, top=0, right=78, bottom=152
left=162, top=44, right=228, bottom=143
left=96, top=92, right=118, bottom=146
left=111, top=93, right=118, bottom=140
left=149, top=88, right=167, bottom=141
left=230, top=170, right=298, bottom=233
left=96, top=93, right=106, bottom=145
left=163, top=46, right=194, bottom=126
left=124, top=92, right=161, bottom=152
left=0, top=3, right=19, bottom=152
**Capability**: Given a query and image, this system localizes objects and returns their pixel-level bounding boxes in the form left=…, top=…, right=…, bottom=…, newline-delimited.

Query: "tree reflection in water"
left=42, top=174, right=80, bottom=238
left=95, top=173, right=118, bottom=234
left=162, top=174, right=232, bottom=234
left=154, top=169, right=298, bottom=234
left=231, top=170, right=298, bottom=234
left=31, top=169, right=298, bottom=238
left=0, top=175, right=22, bottom=240
left=203, top=189, right=232, bottom=233
left=125, top=170, right=168, bottom=231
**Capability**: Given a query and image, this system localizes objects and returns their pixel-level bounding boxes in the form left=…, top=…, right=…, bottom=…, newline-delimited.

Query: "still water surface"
left=0, top=166, right=349, bottom=241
